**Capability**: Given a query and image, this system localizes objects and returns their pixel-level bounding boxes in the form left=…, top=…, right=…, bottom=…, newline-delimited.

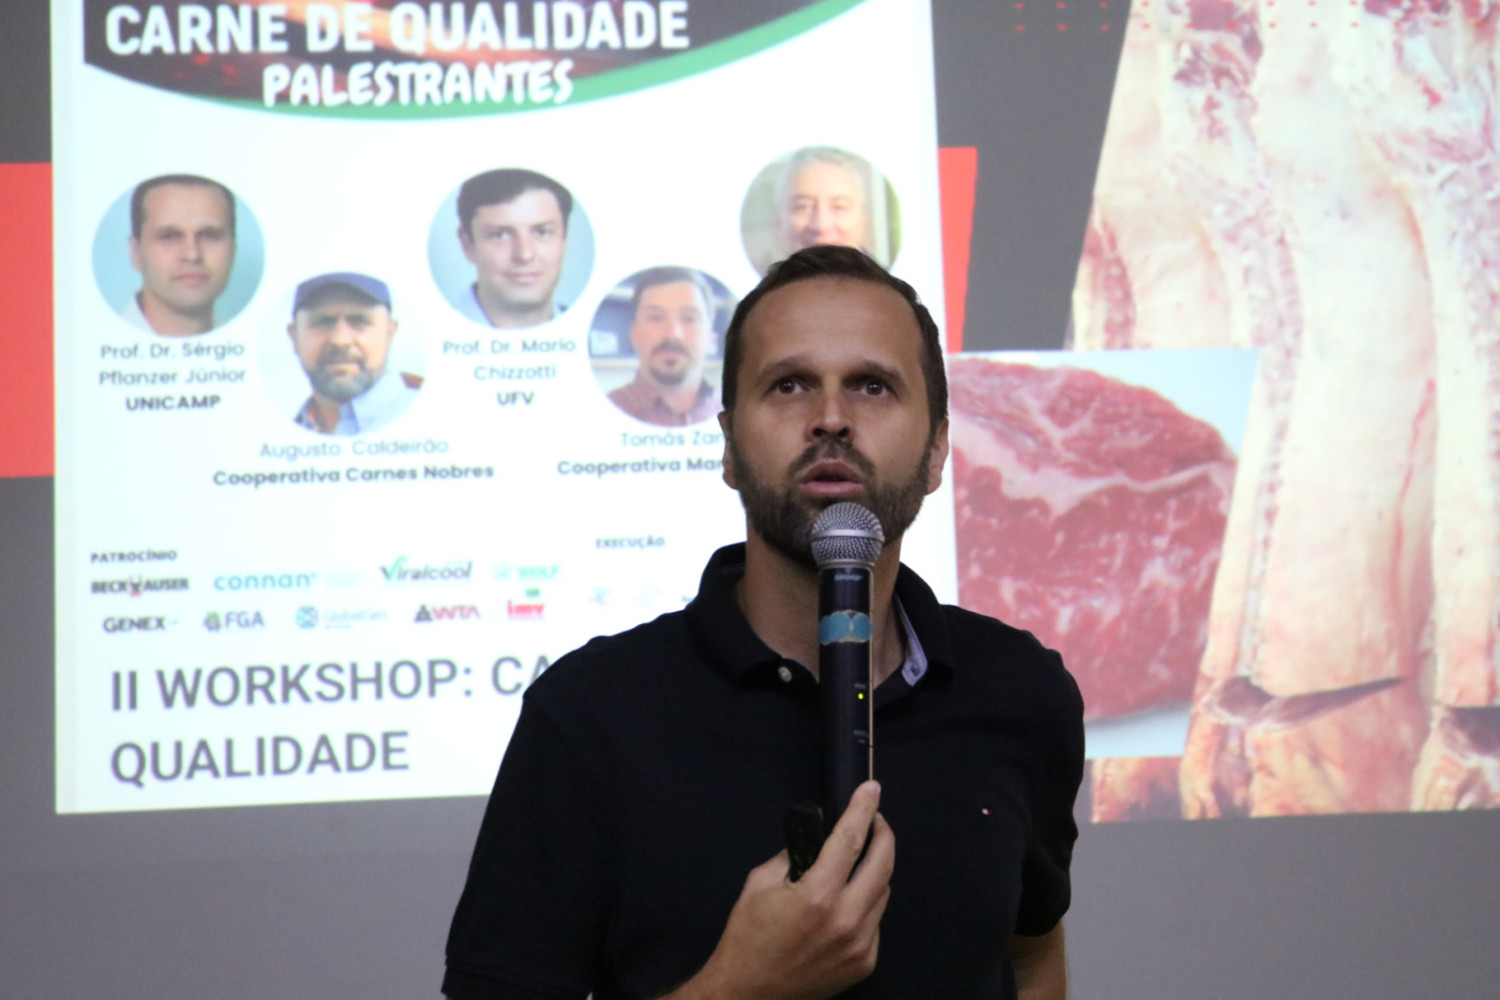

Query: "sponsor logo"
left=296, top=605, right=390, bottom=630
left=507, top=587, right=545, bottom=620
left=204, top=610, right=266, bottom=631
left=214, top=571, right=317, bottom=591
left=382, top=557, right=473, bottom=584
left=92, top=576, right=189, bottom=596
left=103, top=615, right=172, bottom=633
left=320, top=608, right=390, bottom=629
left=493, top=563, right=560, bottom=582
left=414, top=604, right=480, bottom=623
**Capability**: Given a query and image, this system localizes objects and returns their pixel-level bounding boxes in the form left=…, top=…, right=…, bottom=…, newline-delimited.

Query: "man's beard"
left=727, top=434, right=933, bottom=570
left=307, top=348, right=378, bottom=403
left=646, top=342, right=693, bottom=387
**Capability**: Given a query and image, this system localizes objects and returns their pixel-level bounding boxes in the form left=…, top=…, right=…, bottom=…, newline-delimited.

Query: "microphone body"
left=810, top=502, right=885, bottom=838
left=818, top=561, right=873, bottom=837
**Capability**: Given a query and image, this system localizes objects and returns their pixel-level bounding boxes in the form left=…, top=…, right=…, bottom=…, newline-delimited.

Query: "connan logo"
left=214, top=571, right=317, bottom=591
left=380, top=557, right=473, bottom=584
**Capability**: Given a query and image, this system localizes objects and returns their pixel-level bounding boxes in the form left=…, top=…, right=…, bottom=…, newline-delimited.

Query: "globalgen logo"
left=381, top=557, right=473, bottom=584
left=214, top=571, right=317, bottom=591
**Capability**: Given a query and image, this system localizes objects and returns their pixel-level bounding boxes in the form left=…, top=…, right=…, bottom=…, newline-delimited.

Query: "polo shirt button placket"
left=777, top=665, right=794, bottom=684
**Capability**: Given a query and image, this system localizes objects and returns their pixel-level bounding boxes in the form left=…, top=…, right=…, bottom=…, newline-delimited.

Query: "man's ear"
left=457, top=225, right=476, bottom=263
left=925, top=418, right=950, bottom=494
left=718, top=410, right=737, bottom=490
left=128, top=236, right=143, bottom=274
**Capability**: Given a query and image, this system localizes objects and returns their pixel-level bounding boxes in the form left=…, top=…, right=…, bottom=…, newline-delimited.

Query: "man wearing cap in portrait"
left=288, top=272, right=422, bottom=435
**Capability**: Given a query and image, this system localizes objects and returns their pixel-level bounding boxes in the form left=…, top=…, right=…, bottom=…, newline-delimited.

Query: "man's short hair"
left=628, top=267, right=718, bottom=324
left=720, top=245, right=947, bottom=433
left=457, top=168, right=574, bottom=234
left=775, top=146, right=870, bottom=210
left=130, top=174, right=236, bottom=239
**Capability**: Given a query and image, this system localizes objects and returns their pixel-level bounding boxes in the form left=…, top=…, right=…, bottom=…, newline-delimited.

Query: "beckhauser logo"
left=103, top=615, right=172, bottom=633
left=382, top=557, right=473, bottom=584
left=204, top=611, right=265, bottom=632
left=214, top=571, right=317, bottom=591
left=92, top=576, right=189, bottom=596
left=415, top=604, right=480, bottom=623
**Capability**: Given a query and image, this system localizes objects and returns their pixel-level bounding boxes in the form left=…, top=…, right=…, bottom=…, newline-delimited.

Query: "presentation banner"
left=53, top=0, right=951, bottom=813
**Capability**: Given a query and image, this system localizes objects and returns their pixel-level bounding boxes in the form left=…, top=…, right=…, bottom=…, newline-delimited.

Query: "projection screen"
left=3, top=0, right=1499, bottom=997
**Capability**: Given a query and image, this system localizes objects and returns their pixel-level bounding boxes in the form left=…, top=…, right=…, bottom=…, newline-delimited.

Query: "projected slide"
left=53, top=0, right=951, bottom=813
left=1069, top=2, right=1500, bottom=819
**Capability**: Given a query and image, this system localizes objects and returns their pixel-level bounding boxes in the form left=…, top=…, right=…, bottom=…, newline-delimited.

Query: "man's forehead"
left=790, top=162, right=860, bottom=196
left=639, top=282, right=707, bottom=312
left=744, top=278, right=918, bottom=357
left=477, top=188, right=562, bottom=221
left=144, top=183, right=230, bottom=220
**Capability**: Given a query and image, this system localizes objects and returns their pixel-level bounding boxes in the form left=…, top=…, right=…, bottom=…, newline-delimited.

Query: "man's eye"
left=772, top=377, right=801, bottom=393
left=861, top=380, right=888, bottom=395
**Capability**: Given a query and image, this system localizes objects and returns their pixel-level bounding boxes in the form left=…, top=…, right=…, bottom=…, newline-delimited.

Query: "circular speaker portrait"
left=429, top=167, right=595, bottom=332
left=587, top=266, right=734, bottom=428
left=740, top=145, right=901, bottom=276
left=93, top=172, right=265, bottom=338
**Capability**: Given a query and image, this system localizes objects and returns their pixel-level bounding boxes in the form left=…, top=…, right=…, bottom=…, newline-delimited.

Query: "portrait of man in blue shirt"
left=288, top=272, right=421, bottom=436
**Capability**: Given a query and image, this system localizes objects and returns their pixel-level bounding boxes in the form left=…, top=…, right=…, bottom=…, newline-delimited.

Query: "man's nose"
left=183, top=235, right=206, bottom=261
left=511, top=233, right=536, bottom=262
left=806, top=202, right=826, bottom=234
left=329, top=318, right=357, bottom=344
left=810, top=388, right=850, bottom=440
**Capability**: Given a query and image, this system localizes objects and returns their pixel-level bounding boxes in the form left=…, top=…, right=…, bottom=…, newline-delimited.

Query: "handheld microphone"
left=810, top=501, right=884, bottom=840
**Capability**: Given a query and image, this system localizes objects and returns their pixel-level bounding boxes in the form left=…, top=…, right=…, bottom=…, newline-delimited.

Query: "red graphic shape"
left=938, top=147, right=978, bottom=353
left=0, top=163, right=54, bottom=479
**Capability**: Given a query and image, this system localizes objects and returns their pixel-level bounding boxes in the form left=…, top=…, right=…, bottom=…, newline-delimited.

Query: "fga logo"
left=92, top=576, right=190, bottom=597
left=415, top=604, right=480, bottom=623
left=204, top=611, right=266, bottom=632
left=103, top=615, right=172, bottom=633
left=382, top=557, right=473, bottom=584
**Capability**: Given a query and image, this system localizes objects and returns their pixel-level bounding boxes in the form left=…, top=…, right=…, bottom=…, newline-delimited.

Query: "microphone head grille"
left=810, top=502, right=885, bottom=568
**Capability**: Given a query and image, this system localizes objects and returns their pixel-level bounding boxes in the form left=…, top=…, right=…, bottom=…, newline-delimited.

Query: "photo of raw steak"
left=951, top=356, right=1236, bottom=720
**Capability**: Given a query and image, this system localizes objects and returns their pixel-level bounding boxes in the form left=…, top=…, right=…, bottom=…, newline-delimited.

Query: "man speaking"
left=287, top=272, right=420, bottom=435
left=444, top=246, right=1083, bottom=999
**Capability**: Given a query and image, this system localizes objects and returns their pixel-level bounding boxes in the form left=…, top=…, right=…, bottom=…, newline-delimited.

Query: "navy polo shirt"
left=444, top=544, right=1083, bottom=1000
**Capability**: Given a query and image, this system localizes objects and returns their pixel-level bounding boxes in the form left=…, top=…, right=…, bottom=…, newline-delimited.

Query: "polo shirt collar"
left=685, top=543, right=956, bottom=685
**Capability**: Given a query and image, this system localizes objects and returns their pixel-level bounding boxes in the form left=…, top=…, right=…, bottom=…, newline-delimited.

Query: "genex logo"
left=103, top=616, right=169, bottom=633
left=382, top=557, right=473, bottom=584
left=415, top=604, right=480, bottom=623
